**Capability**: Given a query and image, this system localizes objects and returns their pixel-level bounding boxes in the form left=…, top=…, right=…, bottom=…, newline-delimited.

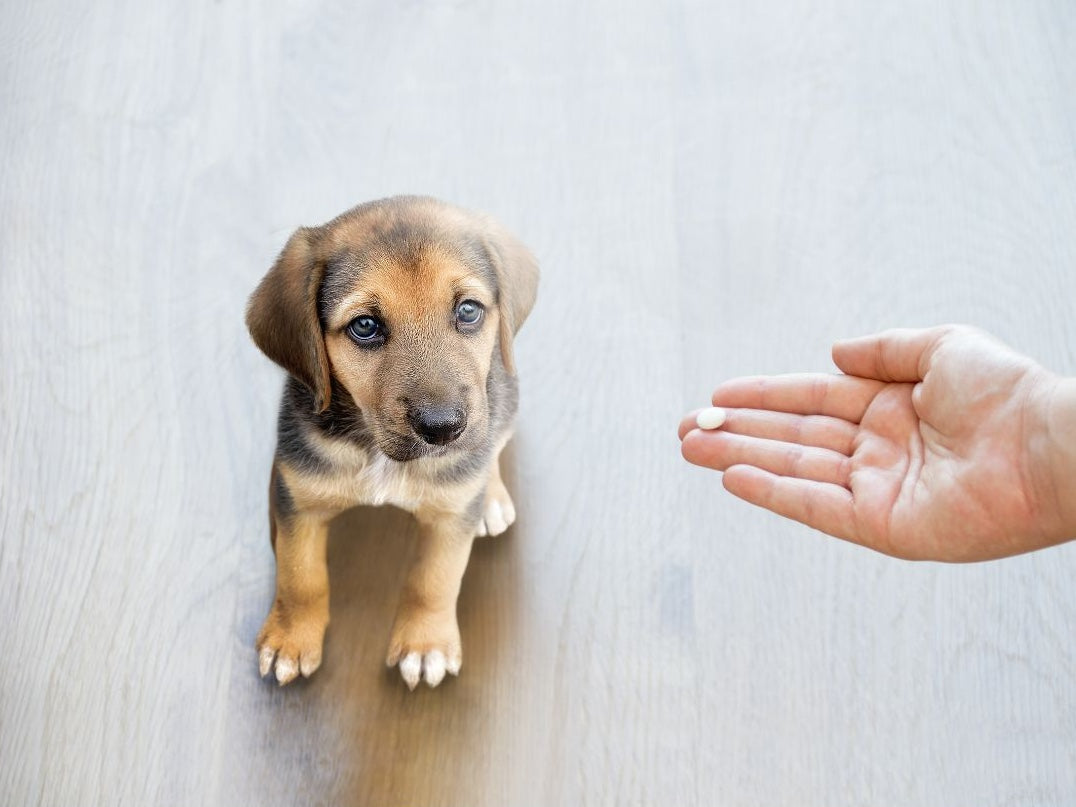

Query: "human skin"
left=679, top=326, right=1076, bottom=561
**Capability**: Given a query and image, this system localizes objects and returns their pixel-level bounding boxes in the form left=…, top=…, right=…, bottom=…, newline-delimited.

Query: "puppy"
left=246, top=196, right=538, bottom=689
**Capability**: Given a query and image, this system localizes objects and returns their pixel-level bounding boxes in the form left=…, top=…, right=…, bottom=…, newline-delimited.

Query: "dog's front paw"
left=256, top=599, right=329, bottom=686
left=386, top=608, right=462, bottom=690
left=475, top=476, right=516, bottom=537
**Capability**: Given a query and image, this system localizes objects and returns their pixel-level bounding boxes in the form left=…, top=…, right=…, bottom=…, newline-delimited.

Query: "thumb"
left=832, top=326, right=954, bottom=382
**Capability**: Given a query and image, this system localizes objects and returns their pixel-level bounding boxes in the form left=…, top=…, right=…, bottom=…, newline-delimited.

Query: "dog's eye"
left=455, top=300, right=484, bottom=328
left=347, top=315, right=385, bottom=346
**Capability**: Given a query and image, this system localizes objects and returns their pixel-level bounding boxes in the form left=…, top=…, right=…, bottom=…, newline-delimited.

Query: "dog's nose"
left=407, top=404, right=467, bottom=445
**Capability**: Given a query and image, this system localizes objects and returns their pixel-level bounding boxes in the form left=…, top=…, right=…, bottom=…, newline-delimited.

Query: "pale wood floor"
left=3, top=2, right=1076, bottom=805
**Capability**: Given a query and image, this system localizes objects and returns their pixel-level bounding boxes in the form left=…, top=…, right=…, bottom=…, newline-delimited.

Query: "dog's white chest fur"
left=360, top=453, right=420, bottom=509
left=303, top=428, right=452, bottom=514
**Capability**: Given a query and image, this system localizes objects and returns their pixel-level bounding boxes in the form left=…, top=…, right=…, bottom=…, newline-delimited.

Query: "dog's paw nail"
left=423, top=651, right=446, bottom=687
left=399, top=652, right=422, bottom=690
left=275, top=656, right=299, bottom=686
left=479, top=479, right=516, bottom=537
left=299, top=649, right=322, bottom=678
left=501, top=497, right=516, bottom=525
left=445, top=653, right=462, bottom=676
left=486, top=501, right=507, bottom=534
left=258, top=646, right=275, bottom=678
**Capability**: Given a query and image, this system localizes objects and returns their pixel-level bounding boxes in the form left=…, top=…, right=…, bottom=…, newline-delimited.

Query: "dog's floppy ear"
left=246, top=227, right=332, bottom=412
left=482, top=223, right=539, bottom=375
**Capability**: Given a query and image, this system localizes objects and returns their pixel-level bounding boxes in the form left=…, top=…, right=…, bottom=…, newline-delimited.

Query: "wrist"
left=1035, top=376, right=1076, bottom=541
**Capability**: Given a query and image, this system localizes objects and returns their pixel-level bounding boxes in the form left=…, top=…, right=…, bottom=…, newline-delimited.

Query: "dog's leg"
left=256, top=507, right=332, bottom=685
left=475, top=441, right=516, bottom=537
left=387, top=507, right=478, bottom=689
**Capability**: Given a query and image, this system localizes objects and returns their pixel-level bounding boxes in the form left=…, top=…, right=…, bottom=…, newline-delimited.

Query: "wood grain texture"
left=3, top=1, right=1076, bottom=804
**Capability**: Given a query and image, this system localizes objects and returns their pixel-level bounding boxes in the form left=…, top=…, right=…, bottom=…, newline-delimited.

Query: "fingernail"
left=696, top=407, right=727, bottom=430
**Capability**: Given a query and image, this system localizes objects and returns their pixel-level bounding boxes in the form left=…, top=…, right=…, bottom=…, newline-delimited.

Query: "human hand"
left=679, top=326, right=1076, bottom=561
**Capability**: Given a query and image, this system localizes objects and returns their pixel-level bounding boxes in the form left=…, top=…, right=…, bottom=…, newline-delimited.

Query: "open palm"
left=680, top=327, right=1066, bottom=560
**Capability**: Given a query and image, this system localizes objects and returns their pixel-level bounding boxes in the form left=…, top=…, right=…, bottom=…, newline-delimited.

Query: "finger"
left=678, top=409, right=703, bottom=441
left=711, top=374, right=885, bottom=423
left=680, top=407, right=857, bottom=453
left=722, top=465, right=858, bottom=544
left=832, top=326, right=955, bottom=382
left=681, top=429, right=852, bottom=486
left=721, top=409, right=857, bottom=455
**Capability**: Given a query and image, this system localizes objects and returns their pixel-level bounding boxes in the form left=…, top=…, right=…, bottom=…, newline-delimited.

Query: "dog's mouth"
left=376, top=430, right=461, bottom=462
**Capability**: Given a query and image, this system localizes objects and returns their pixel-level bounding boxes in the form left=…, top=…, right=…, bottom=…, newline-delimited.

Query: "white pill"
left=696, top=407, right=727, bottom=430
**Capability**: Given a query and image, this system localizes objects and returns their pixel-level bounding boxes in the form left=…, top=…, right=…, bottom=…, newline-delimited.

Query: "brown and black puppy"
left=246, top=196, right=538, bottom=689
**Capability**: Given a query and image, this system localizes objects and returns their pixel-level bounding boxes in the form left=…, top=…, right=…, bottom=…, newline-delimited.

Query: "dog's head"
left=246, top=196, right=539, bottom=461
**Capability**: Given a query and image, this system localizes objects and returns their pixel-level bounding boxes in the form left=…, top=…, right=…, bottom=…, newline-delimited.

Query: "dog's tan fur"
left=246, top=196, right=538, bottom=688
